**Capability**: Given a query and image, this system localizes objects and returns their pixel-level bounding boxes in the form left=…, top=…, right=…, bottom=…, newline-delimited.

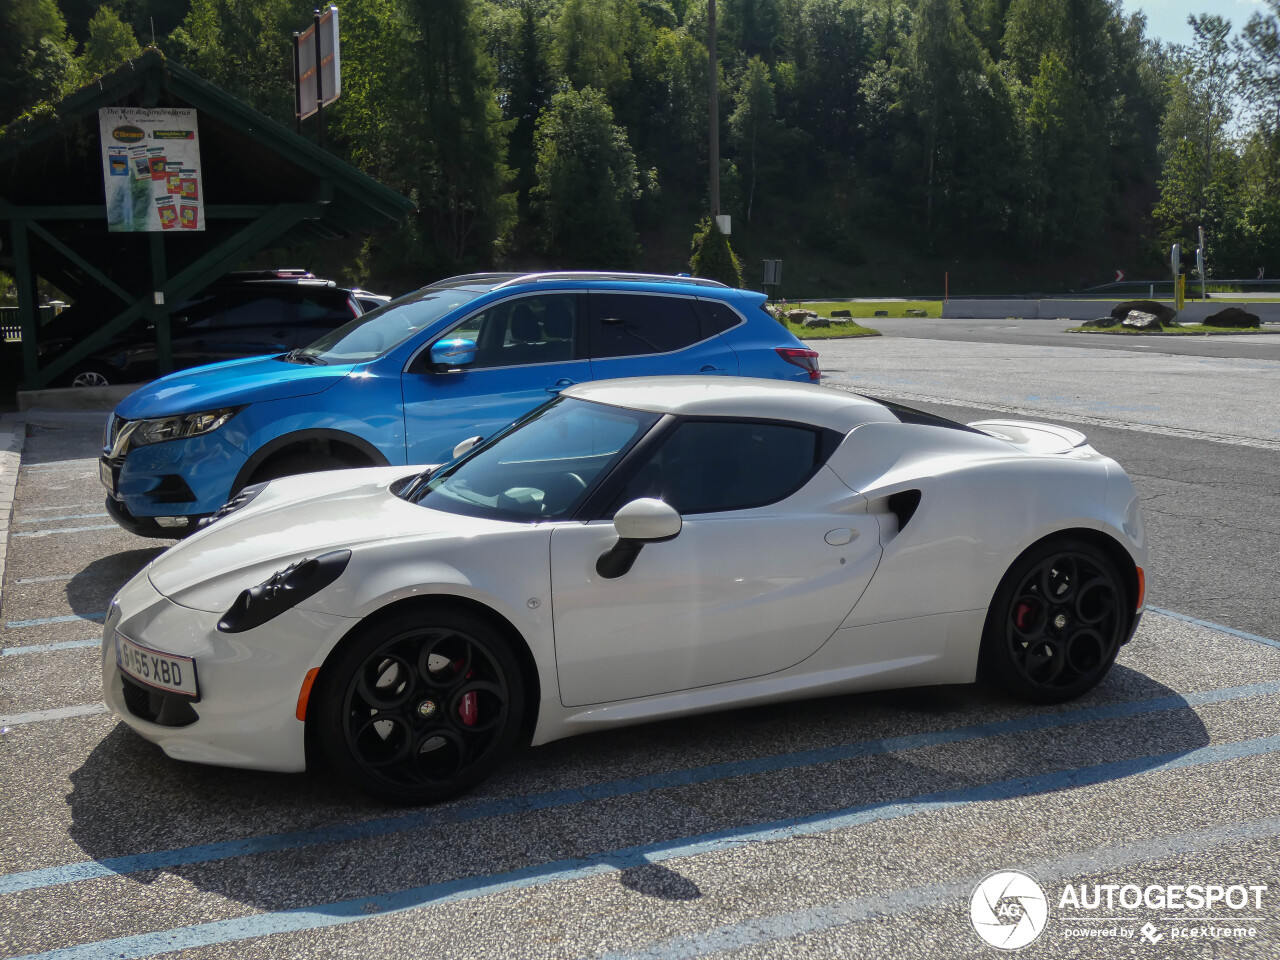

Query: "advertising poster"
left=98, top=107, right=205, bottom=232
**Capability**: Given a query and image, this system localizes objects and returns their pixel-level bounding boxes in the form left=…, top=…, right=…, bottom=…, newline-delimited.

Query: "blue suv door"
left=586, top=291, right=740, bottom=380
left=401, top=292, right=590, bottom=464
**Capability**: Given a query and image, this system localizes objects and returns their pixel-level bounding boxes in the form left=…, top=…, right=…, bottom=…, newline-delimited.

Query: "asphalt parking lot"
left=2, top=337, right=1280, bottom=958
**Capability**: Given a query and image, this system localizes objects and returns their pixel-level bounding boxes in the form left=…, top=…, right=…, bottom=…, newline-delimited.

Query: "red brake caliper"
left=1014, top=602, right=1034, bottom=631
left=458, top=665, right=477, bottom=726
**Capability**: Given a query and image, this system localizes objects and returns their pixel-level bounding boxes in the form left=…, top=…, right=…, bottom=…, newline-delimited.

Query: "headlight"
left=128, top=408, right=241, bottom=448
left=217, top=550, right=352, bottom=633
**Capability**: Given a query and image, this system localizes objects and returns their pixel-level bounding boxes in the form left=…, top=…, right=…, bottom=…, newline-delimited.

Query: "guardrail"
left=942, top=300, right=1280, bottom=322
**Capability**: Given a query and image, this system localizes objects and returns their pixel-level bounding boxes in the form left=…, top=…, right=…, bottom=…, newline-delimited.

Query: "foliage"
left=533, top=87, right=640, bottom=266
left=79, top=6, right=143, bottom=79
left=689, top=217, right=742, bottom=286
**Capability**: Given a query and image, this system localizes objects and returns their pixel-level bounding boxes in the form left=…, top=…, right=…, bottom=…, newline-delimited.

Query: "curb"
left=0, top=413, right=28, bottom=605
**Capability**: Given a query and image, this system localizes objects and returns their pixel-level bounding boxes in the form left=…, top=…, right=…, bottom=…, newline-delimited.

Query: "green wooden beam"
left=150, top=234, right=172, bottom=375
left=0, top=203, right=278, bottom=220
left=10, top=221, right=39, bottom=385
left=29, top=203, right=322, bottom=389
left=24, top=220, right=134, bottom=306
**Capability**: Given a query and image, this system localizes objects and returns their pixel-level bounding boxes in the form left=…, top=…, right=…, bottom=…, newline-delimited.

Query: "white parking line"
left=0, top=704, right=108, bottom=727
left=12, top=525, right=120, bottom=538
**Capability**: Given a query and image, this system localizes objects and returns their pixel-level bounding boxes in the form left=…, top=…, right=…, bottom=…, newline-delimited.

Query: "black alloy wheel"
left=979, top=539, right=1129, bottom=703
left=316, top=608, right=525, bottom=804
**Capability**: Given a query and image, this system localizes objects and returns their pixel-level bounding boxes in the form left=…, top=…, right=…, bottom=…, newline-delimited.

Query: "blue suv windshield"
left=407, top=397, right=659, bottom=522
left=293, top=289, right=482, bottom=363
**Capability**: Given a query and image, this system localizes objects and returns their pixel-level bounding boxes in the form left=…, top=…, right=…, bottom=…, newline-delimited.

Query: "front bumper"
left=102, top=571, right=356, bottom=772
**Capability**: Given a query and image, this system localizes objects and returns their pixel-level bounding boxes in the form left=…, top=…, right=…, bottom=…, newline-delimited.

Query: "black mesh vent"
left=120, top=675, right=199, bottom=727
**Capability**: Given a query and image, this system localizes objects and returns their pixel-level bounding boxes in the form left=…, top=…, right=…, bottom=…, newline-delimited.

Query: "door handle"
left=700, top=364, right=726, bottom=373
left=546, top=378, right=577, bottom=394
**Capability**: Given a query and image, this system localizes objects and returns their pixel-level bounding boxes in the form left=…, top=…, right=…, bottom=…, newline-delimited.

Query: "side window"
left=211, top=295, right=289, bottom=328
left=590, top=294, right=703, bottom=358
left=698, top=299, right=744, bottom=335
left=449, top=294, right=580, bottom=368
left=175, top=293, right=225, bottom=330
left=610, top=420, right=824, bottom=515
left=295, top=295, right=354, bottom=325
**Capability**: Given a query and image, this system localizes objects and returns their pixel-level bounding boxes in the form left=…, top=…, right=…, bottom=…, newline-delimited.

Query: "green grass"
left=1068, top=324, right=1278, bottom=335
left=783, top=319, right=880, bottom=339
left=783, top=299, right=940, bottom=319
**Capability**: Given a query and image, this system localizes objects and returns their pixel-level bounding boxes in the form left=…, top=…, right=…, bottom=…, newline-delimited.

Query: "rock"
left=786, top=309, right=816, bottom=322
left=830, top=309, right=851, bottom=318
left=1121, top=310, right=1162, bottom=331
left=802, top=316, right=831, bottom=328
left=1111, top=299, right=1177, bottom=324
left=874, top=310, right=888, bottom=317
left=1204, top=306, right=1260, bottom=328
left=828, top=317, right=857, bottom=325
left=905, top=309, right=928, bottom=317
left=1081, top=316, right=1119, bottom=328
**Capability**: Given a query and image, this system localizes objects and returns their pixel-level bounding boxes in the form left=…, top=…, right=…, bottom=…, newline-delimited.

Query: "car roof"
left=562, top=377, right=900, bottom=433
left=419, top=271, right=743, bottom=299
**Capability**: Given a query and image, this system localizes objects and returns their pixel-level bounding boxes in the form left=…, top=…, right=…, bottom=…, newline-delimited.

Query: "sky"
left=1121, top=0, right=1268, bottom=46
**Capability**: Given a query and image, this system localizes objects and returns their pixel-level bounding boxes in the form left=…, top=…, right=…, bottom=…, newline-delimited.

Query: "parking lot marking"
left=597, top=814, right=1280, bottom=960
left=16, top=513, right=110, bottom=524
left=20, top=460, right=99, bottom=474
left=12, top=525, right=119, bottom=539
left=1149, top=606, right=1280, bottom=652
left=12, top=571, right=115, bottom=585
left=5, top=612, right=106, bottom=629
left=2, top=679, right=1278, bottom=897
left=0, top=704, right=108, bottom=727
left=20, top=503, right=103, bottom=513
left=11, top=733, right=1280, bottom=960
left=1, top=639, right=99, bottom=657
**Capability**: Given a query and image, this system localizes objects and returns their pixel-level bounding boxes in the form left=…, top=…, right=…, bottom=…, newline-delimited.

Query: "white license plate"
left=99, top=459, right=115, bottom=495
left=116, top=635, right=199, bottom=700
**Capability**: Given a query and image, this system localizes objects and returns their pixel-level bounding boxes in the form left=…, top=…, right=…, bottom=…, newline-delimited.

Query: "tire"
left=67, top=366, right=112, bottom=387
left=978, top=538, right=1129, bottom=704
left=314, top=607, right=526, bottom=804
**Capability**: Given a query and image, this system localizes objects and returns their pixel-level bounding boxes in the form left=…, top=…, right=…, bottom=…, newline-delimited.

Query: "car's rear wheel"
left=315, top=608, right=525, bottom=804
left=68, top=366, right=112, bottom=387
left=979, top=538, right=1129, bottom=703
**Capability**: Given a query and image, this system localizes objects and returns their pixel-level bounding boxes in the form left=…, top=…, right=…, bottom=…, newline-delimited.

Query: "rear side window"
left=590, top=293, right=703, bottom=358
left=609, top=419, right=828, bottom=515
left=296, top=295, right=355, bottom=324
left=209, top=295, right=289, bottom=328
left=698, top=299, right=744, bottom=335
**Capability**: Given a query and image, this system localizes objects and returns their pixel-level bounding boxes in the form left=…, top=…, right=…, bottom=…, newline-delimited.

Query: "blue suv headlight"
left=126, top=407, right=242, bottom=449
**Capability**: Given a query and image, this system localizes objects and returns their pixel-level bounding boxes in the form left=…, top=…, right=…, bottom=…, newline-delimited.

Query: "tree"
left=1236, top=0, right=1280, bottom=136
left=0, top=0, right=75, bottom=125
left=533, top=87, right=640, bottom=266
left=79, top=6, right=143, bottom=79
left=728, top=56, right=776, bottom=222
left=689, top=217, right=742, bottom=285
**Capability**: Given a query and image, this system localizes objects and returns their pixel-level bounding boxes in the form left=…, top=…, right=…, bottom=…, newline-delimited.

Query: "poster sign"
left=295, top=6, right=341, bottom=120
left=98, top=107, right=205, bottom=232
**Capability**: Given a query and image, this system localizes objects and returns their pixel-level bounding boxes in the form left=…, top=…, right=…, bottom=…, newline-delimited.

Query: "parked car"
left=99, top=272, right=823, bottom=537
left=102, top=376, right=1146, bottom=804
left=42, top=270, right=384, bottom=387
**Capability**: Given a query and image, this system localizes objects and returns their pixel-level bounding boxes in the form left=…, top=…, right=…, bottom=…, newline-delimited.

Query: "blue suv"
left=100, top=272, right=822, bottom=537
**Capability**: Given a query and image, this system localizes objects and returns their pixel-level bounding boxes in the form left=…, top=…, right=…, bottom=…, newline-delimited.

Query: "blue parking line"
left=1148, top=606, right=1280, bottom=651
left=12, top=733, right=1280, bottom=960
left=1, top=639, right=99, bottom=657
left=2, top=679, right=1278, bottom=898
left=599, top=815, right=1280, bottom=960
left=5, top=612, right=106, bottom=629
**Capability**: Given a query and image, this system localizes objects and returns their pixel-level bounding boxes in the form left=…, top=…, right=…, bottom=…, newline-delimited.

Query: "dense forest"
left=3, top=0, right=1279, bottom=295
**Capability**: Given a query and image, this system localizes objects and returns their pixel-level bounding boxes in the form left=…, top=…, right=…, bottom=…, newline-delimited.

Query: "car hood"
left=115, top=355, right=357, bottom=419
left=147, top=466, right=517, bottom=612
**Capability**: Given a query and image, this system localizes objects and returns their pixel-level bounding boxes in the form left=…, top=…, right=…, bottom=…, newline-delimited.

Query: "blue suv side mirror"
left=430, top=338, right=477, bottom=368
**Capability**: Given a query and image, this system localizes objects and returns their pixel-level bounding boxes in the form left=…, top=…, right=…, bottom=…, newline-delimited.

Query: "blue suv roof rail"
left=421, top=273, right=525, bottom=290
left=491, top=271, right=730, bottom=290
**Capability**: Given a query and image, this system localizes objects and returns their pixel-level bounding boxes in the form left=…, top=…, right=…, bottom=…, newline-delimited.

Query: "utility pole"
left=708, top=0, right=720, bottom=220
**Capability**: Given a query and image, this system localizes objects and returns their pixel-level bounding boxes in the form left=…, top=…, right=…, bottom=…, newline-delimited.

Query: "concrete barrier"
left=17, top=383, right=140, bottom=412
left=941, top=300, right=1033, bottom=319
left=943, top=299, right=1280, bottom=324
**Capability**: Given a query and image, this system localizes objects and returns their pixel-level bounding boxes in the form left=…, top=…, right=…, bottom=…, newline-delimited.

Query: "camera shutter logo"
left=970, top=870, right=1049, bottom=949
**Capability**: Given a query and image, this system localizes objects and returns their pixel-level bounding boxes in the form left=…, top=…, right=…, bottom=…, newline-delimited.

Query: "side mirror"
left=452, top=435, right=483, bottom=459
left=596, top=498, right=681, bottom=579
left=430, top=337, right=477, bottom=368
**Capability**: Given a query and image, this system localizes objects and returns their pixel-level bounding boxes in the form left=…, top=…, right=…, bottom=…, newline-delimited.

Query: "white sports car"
left=103, top=377, right=1146, bottom=804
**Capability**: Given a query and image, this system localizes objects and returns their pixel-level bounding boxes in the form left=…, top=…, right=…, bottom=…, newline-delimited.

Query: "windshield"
left=293, top=289, right=482, bottom=363
left=406, top=397, right=659, bottom=522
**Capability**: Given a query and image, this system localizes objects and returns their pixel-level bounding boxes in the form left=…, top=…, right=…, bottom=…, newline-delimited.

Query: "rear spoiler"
left=969, top=419, right=1088, bottom=455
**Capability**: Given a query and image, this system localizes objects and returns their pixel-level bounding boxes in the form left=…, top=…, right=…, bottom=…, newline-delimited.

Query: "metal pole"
left=313, top=9, right=325, bottom=149
left=708, top=0, right=720, bottom=220
left=293, top=32, right=302, bottom=135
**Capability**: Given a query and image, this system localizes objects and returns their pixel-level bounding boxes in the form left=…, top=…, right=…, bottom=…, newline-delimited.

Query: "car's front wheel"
left=67, top=366, right=112, bottom=387
left=979, top=538, right=1129, bottom=703
left=315, top=607, right=525, bottom=805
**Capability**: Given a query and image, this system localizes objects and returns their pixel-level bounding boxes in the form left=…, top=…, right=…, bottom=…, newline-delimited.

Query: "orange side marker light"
left=1135, top=567, right=1145, bottom=610
left=296, top=667, right=321, bottom=721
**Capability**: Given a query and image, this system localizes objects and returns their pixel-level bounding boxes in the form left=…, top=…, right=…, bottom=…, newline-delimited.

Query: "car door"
left=586, top=292, right=740, bottom=380
left=401, top=292, right=591, bottom=465
left=548, top=418, right=882, bottom=707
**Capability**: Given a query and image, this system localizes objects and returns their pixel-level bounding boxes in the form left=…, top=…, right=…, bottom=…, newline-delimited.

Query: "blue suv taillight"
left=776, top=347, right=821, bottom=381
